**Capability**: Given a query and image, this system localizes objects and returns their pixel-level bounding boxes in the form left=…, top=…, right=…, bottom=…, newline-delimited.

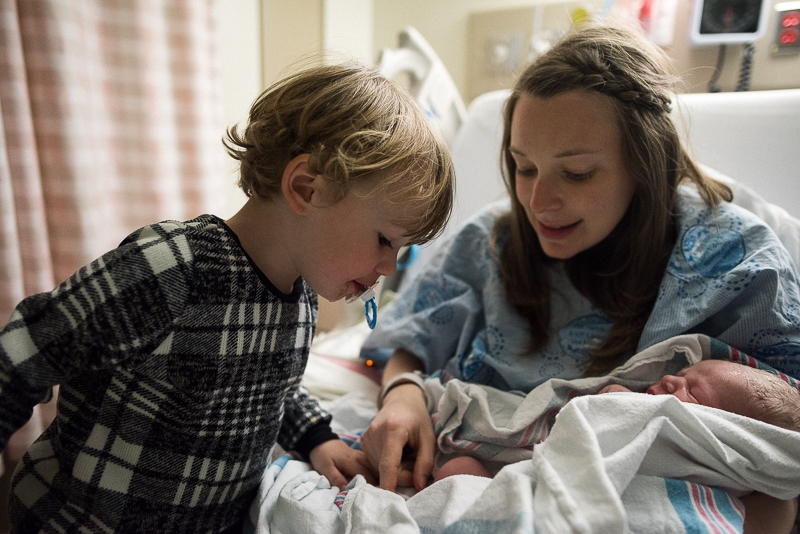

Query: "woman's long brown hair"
left=493, top=24, right=732, bottom=376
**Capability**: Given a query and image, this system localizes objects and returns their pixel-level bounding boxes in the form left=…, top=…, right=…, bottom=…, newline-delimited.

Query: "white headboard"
left=671, top=89, right=800, bottom=219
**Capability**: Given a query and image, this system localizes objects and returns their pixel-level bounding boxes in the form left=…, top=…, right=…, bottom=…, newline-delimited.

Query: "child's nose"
left=375, top=251, right=398, bottom=277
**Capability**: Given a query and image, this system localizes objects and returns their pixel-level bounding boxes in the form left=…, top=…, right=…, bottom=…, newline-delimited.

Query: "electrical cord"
left=736, top=43, right=755, bottom=92
left=708, top=44, right=726, bottom=93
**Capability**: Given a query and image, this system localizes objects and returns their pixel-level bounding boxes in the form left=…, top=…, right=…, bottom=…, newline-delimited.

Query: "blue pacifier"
left=360, top=283, right=378, bottom=330
left=353, top=245, right=420, bottom=330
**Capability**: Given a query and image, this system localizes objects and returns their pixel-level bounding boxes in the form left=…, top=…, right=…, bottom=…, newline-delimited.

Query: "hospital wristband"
left=378, top=371, right=426, bottom=408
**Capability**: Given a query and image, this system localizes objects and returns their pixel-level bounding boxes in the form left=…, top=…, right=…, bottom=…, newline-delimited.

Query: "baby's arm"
left=598, top=384, right=633, bottom=394
left=741, top=492, right=797, bottom=534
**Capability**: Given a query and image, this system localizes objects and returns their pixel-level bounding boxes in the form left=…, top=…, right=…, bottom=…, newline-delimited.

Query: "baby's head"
left=224, top=62, right=454, bottom=244
left=648, top=359, right=800, bottom=432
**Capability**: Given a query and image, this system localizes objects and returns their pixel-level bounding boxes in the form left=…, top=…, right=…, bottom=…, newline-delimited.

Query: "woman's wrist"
left=379, top=377, right=426, bottom=409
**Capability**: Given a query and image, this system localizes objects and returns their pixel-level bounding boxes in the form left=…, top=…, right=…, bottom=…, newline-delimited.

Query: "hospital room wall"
left=218, top=0, right=376, bottom=222
left=374, top=0, right=800, bottom=103
left=217, top=0, right=260, bottom=220
left=221, top=0, right=800, bottom=219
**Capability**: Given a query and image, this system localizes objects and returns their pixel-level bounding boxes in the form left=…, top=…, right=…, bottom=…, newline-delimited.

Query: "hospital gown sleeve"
left=361, top=205, right=502, bottom=373
left=641, top=190, right=800, bottom=379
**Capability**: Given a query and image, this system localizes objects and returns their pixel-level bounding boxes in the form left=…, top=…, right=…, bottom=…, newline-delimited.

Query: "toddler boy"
left=0, top=62, right=454, bottom=533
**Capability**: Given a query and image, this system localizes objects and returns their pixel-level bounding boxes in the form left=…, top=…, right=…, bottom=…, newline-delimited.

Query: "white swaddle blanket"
left=246, top=334, right=800, bottom=533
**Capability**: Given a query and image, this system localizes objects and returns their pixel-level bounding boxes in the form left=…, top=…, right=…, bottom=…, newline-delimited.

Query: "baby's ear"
left=282, top=154, right=320, bottom=215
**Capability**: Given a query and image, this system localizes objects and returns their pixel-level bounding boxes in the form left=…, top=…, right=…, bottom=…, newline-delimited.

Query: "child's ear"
left=282, top=154, right=320, bottom=215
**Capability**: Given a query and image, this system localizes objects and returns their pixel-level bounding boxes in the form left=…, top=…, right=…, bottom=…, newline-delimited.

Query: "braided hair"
left=494, top=24, right=732, bottom=376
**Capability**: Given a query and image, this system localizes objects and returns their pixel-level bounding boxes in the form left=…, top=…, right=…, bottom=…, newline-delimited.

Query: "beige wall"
left=217, top=0, right=262, bottom=219
left=373, top=0, right=540, bottom=104
left=221, top=0, right=800, bottom=220
left=324, top=0, right=375, bottom=65
left=261, top=0, right=324, bottom=86
left=664, top=0, right=800, bottom=92
left=374, top=0, right=800, bottom=104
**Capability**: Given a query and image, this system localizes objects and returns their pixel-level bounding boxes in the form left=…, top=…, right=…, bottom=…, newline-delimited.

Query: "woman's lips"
left=535, top=219, right=581, bottom=240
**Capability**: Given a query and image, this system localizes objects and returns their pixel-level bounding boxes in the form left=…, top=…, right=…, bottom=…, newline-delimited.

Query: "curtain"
left=0, top=0, right=227, bottom=519
left=0, top=0, right=226, bottom=320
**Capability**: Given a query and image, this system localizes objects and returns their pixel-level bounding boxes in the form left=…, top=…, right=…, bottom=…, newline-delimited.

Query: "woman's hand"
left=361, top=381, right=436, bottom=492
left=309, top=439, right=377, bottom=491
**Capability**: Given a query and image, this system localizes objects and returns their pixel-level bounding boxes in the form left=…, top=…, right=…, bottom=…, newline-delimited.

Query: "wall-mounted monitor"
left=690, top=0, right=771, bottom=45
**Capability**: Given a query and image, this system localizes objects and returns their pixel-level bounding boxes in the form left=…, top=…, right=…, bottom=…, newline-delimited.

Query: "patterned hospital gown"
left=361, top=186, right=800, bottom=391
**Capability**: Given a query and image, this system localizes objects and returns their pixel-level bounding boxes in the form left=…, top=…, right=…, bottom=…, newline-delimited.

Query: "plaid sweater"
left=0, top=215, right=335, bottom=533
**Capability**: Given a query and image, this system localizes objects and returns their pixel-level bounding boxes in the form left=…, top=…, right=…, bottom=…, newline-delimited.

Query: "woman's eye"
left=516, top=167, right=537, bottom=178
left=565, top=171, right=594, bottom=182
left=379, top=234, right=392, bottom=248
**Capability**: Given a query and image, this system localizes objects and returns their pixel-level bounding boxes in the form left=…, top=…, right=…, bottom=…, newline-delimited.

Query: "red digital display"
left=779, top=27, right=800, bottom=44
left=782, top=10, right=800, bottom=27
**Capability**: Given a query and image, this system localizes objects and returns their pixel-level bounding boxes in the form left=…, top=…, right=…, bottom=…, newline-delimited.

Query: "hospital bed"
left=246, top=29, right=800, bottom=534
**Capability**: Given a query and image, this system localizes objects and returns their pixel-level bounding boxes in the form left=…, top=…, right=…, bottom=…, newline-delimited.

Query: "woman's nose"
left=530, top=176, right=561, bottom=213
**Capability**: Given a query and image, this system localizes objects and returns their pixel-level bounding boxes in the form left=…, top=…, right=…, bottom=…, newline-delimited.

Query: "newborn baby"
left=599, top=359, right=800, bottom=432
left=436, top=359, right=800, bottom=534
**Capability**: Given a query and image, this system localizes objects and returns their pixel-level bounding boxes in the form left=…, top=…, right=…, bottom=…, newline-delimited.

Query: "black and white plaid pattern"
left=0, top=215, right=331, bottom=533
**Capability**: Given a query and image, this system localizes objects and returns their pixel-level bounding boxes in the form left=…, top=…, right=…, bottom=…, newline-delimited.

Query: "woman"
left=359, top=24, right=800, bottom=495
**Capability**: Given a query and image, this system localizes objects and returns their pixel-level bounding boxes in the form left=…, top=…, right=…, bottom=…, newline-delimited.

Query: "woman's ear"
left=282, top=154, right=319, bottom=215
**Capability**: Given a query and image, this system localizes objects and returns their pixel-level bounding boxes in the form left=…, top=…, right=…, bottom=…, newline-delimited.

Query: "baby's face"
left=647, top=360, right=755, bottom=418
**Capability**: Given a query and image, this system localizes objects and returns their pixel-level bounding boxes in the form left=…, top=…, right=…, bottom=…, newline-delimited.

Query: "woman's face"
left=509, top=90, right=636, bottom=259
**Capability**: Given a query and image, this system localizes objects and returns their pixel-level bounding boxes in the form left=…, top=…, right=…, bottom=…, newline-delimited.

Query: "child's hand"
left=309, top=439, right=377, bottom=490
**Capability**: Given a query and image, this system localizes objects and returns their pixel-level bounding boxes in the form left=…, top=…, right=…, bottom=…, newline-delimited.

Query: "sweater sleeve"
left=0, top=222, right=194, bottom=450
left=278, top=384, right=336, bottom=454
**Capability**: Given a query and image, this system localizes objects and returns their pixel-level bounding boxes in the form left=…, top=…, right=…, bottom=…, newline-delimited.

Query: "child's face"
left=509, top=90, right=636, bottom=259
left=647, top=360, right=755, bottom=418
left=299, top=178, right=418, bottom=303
